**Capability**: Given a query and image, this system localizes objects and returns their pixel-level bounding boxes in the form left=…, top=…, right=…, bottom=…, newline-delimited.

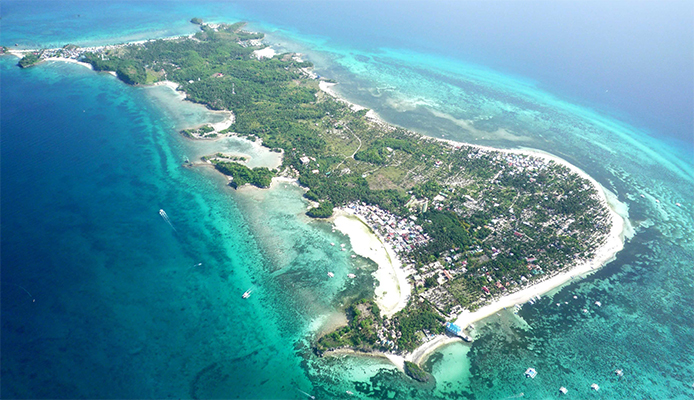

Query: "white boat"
left=591, top=383, right=600, bottom=391
left=347, top=274, right=356, bottom=278
left=327, top=272, right=334, bottom=278
left=595, top=301, right=602, bottom=307
left=345, top=391, right=353, bottom=395
left=615, top=369, right=623, bottom=377
left=559, top=387, right=568, bottom=394
left=242, top=289, right=252, bottom=299
left=525, top=368, right=537, bottom=378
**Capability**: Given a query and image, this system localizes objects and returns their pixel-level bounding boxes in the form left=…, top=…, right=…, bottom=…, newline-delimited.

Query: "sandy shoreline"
left=153, top=80, right=236, bottom=133
left=319, top=81, right=381, bottom=120
left=331, top=210, right=411, bottom=317
left=317, top=78, right=631, bottom=366
left=8, top=36, right=630, bottom=369
left=252, top=47, right=276, bottom=59
left=4, top=51, right=96, bottom=71
left=437, top=141, right=631, bottom=330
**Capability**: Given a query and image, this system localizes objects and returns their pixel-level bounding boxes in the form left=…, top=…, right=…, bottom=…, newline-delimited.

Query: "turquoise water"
left=2, top=1, right=693, bottom=399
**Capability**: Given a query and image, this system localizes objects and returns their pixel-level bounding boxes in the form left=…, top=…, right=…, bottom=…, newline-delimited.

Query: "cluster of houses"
left=493, top=152, right=549, bottom=177
left=376, top=319, right=401, bottom=350
left=345, top=202, right=430, bottom=254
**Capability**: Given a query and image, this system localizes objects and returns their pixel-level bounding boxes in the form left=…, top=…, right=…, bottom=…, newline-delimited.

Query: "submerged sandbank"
left=317, top=75, right=632, bottom=365
left=319, top=81, right=380, bottom=120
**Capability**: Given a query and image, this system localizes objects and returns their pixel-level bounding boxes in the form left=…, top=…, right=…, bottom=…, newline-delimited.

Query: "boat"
left=351, top=254, right=357, bottom=258
left=615, top=369, right=623, bottom=377
left=591, top=383, right=600, bottom=391
left=347, top=274, right=356, bottom=278
left=330, top=243, right=335, bottom=246
left=525, top=368, right=537, bottom=379
left=327, top=272, right=334, bottom=278
left=595, top=301, right=602, bottom=307
left=559, top=387, right=568, bottom=394
left=345, top=391, right=354, bottom=395
left=242, top=289, right=252, bottom=299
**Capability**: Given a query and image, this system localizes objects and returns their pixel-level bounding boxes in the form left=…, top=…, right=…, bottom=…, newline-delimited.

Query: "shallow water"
left=2, top=1, right=693, bottom=399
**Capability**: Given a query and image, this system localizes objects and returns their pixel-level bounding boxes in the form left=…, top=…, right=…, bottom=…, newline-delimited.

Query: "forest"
left=76, top=19, right=612, bottom=359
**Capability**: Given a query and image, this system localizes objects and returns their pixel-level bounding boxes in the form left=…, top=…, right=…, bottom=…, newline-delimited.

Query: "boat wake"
left=159, top=209, right=177, bottom=232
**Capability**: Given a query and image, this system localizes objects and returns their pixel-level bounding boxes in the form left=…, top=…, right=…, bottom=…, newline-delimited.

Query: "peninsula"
left=7, top=19, right=625, bottom=374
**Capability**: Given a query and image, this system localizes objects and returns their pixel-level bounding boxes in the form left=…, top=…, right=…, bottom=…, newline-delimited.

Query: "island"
left=4, top=19, right=624, bottom=372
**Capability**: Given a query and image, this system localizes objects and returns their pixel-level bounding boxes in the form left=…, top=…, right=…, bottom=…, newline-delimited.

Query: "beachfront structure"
left=445, top=322, right=472, bottom=342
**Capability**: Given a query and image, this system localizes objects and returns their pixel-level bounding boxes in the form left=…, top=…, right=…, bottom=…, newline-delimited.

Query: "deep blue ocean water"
left=2, top=1, right=693, bottom=399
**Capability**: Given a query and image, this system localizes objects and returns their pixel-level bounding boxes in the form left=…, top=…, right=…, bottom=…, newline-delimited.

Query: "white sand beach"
left=441, top=143, right=630, bottom=331
left=5, top=51, right=95, bottom=71
left=44, top=57, right=94, bottom=70
left=408, top=335, right=462, bottom=365
left=318, top=81, right=631, bottom=365
left=153, top=80, right=235, bottom=132
left=319, top=81, right=388, bottom=124
left=253, top=47, right=276, bottom=59
left=331, top=210, right=411, bottom=317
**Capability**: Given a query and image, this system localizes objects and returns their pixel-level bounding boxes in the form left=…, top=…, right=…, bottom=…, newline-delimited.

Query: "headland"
left=3, top=18, right=629, bottom=374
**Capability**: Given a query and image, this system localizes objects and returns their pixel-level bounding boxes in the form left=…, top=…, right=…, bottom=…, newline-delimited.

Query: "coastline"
left=8, top=31, right=631, bottom=369
left=330, top=209, right=411, bottom=318
left=319, top=81, right=381, bottom=121
left=316, top=77, right=631, bottom=366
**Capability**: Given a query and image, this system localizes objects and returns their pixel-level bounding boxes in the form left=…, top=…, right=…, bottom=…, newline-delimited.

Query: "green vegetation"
left=80, top=20, right=612, bottom=357
left=404, top=361, right=429, bottom=382
left=213, top=161, right=273, bottom=189
left=180, top=124, right=215, bottom=138
left=18, top=52, right=40, bottom=68
left=190, top=17, right=203, bottom=25
left=306, top=201, right=334, bottom=218
left=315, top=299, right=382, bottom=353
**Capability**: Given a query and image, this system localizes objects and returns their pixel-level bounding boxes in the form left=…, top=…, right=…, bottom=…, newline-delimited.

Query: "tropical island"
left=6, top=19, right=625, bottom=373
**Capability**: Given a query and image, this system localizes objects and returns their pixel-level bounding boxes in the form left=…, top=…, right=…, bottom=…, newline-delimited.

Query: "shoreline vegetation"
left=3, top=19, right=629, bottom=371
